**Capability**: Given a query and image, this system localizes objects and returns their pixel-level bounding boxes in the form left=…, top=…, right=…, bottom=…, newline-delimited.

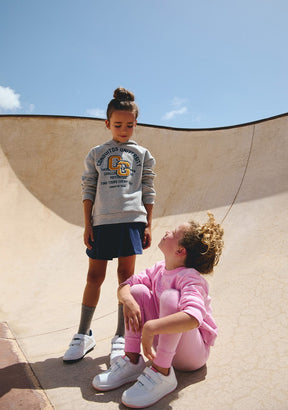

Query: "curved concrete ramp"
left=0, top=114, right=287, bottom=409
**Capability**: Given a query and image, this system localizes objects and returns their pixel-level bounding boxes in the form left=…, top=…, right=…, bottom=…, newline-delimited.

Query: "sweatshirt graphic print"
left=82, top=139, right=156, bottom=226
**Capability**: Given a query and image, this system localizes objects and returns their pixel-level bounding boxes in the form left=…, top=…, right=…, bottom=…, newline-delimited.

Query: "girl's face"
left=158, top=224, right=189, bottom=256
left=106, top=110, right=137, bottom=143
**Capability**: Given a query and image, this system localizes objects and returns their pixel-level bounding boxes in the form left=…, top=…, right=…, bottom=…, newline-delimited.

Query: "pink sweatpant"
left=124, top=284, right=210, bottom=370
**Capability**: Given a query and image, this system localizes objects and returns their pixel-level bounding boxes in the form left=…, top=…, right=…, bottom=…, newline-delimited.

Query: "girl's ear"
left=176, top=247, right=186, bottom=256
left=105, top=120, right=110, bottom=129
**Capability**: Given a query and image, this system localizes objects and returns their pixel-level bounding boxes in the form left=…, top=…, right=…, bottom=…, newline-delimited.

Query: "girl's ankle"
left=151, top=363, right=169, bottom=376
left=125, top=352, right=140, bottom=364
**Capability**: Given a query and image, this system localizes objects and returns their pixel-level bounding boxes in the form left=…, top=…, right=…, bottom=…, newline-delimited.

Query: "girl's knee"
left=160, top=289, right=180, bottom=313
left=130, top=284, right=151, bottom=303
left=118, top=269, right=133, bottom=284
left=117, top=256, right=136, bottom=283
left=87, top=259, right=107, bottom=286
left=86, top=269, right=106, bottom=287
left=160, top=289, right=180, bottom=305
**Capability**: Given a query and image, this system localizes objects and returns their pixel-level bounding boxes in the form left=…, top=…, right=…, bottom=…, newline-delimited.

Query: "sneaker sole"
left=121, top=385, right=177, bottom=408
left=63, top=345, right=95, bottom=364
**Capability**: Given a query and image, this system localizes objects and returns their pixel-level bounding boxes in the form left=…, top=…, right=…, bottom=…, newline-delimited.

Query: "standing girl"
left=63, top=88, right=156, bottom=364
left=92, top=212, right=224, bottom=408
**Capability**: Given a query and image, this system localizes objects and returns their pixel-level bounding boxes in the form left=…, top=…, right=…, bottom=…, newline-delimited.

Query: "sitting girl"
left=92, top=212, right=224, bottom=408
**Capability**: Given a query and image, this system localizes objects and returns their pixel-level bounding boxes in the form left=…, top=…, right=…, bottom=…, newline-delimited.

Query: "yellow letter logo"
left=108, top=156, right=130, bottom=176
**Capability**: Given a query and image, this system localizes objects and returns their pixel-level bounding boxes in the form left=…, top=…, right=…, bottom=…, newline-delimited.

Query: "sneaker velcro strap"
left=137, top=368, right=160, bottom=390
left=111, top=336, right=125, bottom=346
left=111, top=343, right=125, bottom=349
left=111, top=355, right=128, bottom=371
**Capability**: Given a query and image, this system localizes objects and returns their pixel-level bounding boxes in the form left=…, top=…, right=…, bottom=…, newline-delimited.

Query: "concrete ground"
left=0, top=114, right=287, bottom=409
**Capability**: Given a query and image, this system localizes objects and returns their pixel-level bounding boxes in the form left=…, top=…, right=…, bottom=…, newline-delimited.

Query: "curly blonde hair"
left=180, top=212, right=224, bottom=274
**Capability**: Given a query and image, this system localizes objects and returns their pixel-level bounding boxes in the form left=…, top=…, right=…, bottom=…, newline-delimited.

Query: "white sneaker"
left=121, top=366, right=177, bottom=408
left=63, top=330, right=96, bottom=363
left=92, top=355, right=146, bottom=391
left=110, top=335, right=125, bottom=365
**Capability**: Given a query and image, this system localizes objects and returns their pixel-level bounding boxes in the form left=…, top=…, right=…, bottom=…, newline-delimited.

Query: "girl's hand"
left=141, top=321, right=156, bottom=361
left=84, top=225, right=94, bottom=249
left=142, top=226, right=152, bottom=249
left=123, top=299, right=142, bottom=333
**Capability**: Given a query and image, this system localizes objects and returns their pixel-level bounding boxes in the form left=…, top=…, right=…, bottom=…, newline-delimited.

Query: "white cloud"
left=162, top=96, right=189, bottom=121
left=172, top=97, right=187, bottom=108
left=86, top=108, right=106, bottom=118
left=162, top=106, right=187, bottom=120
left=0, top=86, right=21, bottom=111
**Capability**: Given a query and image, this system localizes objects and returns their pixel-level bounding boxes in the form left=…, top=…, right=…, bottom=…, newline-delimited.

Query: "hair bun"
left=113, top=87, right=135, bottom=102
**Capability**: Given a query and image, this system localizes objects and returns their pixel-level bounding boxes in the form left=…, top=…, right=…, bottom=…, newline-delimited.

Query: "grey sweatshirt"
left=82, top=139, right=156, bottom=226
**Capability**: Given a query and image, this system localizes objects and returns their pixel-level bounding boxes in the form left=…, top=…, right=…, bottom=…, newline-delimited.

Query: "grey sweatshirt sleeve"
left=81, top=148, right=99, bottom=202
left=142, top=150, right=156, bottom=204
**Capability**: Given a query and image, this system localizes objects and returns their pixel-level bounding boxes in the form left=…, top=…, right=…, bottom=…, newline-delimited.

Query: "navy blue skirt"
left=86, top=222, right=146, bottom=260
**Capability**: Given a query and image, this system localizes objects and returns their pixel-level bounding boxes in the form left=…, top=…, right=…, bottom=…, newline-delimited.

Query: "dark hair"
left=180, top=212, right=224, bottom=274
left=106, top=87, right=139, bottom=121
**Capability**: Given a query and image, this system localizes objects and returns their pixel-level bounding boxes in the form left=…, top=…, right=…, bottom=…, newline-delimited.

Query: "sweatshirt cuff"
left=183, top=307, right=203, bottom=327
left=82, top=193, right=95, bottom=202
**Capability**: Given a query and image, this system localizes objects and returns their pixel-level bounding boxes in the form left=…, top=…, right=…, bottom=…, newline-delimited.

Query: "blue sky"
left=0, top=0, right=287, bottom=128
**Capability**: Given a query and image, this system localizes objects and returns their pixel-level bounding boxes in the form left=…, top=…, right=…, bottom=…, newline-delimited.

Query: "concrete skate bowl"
left=0, top=114, right=287, bottom=409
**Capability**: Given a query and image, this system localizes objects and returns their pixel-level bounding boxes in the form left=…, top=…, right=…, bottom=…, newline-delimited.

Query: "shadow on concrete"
left=0, top=354, right=207, bottom=408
